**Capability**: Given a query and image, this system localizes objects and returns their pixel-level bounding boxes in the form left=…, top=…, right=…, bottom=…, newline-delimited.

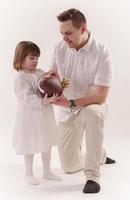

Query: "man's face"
left=59, top=20, right=84, bottom=49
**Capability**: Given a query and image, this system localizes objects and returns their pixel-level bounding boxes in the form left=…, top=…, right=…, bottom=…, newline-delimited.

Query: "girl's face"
left=21, top=55, right=39, bottom=72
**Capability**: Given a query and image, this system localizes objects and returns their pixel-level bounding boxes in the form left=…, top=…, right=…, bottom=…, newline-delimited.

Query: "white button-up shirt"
left=50, top=34, right=113, bottom=122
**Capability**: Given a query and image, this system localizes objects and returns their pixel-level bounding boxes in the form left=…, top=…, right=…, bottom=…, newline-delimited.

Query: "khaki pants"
left=57, top=103, right=108, bottom=183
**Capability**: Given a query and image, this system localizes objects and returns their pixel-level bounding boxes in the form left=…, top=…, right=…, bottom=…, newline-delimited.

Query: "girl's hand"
left=41, top=93, right=59, bottom=105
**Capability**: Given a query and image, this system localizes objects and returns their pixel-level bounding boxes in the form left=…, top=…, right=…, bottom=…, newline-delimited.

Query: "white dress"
left=13, top=69, right=58, bottom=154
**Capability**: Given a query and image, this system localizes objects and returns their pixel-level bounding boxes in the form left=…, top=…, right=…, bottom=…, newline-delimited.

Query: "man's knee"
left=82, top=104, right=107, bottom=122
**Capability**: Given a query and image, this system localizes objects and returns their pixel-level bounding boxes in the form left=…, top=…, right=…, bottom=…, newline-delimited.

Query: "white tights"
left=24, top=148, right=62, bottom=185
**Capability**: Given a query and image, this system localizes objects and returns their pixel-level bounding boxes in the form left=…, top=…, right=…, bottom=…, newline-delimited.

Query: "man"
left=50, top=8, right=115, bottom=193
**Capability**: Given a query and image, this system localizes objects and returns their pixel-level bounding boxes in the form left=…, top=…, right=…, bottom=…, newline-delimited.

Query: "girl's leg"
left=24, top=154, right=39, bottom=185
left=41, top=148, right=62, bottom=181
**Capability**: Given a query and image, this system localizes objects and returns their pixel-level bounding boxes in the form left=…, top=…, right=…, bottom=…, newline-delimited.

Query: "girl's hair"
left=13, top=41, right=40, bottom=71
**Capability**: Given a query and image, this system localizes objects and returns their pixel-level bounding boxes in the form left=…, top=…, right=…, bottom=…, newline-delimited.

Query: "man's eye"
left=67, top=32, right=72, bottom=35
left=61, top=32, right=72, bottom=36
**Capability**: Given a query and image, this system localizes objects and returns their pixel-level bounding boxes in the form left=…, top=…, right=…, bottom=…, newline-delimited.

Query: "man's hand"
left=44, top=69, right=58, bottom=77
left=53, top=96, right=69, bottom=107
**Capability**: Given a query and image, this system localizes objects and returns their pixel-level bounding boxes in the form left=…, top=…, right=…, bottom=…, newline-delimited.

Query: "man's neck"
left=76, top=31, right=90, bottom=51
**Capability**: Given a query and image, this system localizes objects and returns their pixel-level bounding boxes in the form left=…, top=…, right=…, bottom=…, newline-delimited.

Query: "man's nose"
left=63, top=35, right=68, bottom=41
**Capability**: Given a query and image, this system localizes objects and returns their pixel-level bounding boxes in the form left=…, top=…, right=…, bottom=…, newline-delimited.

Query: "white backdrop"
left=0, top=0, right=130, bottom=168
left=0, top=1, right=130, bottom=199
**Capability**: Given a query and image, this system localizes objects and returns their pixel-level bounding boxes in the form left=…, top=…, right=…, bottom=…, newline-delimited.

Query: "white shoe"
left=43, top=172, right=62, bottom=182
left=25, top=175, right=39, bottom=185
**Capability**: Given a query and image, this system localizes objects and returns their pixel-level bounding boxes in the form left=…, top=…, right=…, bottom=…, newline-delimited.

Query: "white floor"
left=0, top=129, right=130, bottom=200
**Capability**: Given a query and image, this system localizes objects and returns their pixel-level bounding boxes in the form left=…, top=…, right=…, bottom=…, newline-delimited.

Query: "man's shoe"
left=105, top=157, right=116, bottom=164
left=83, top=180, right=100, bottom=193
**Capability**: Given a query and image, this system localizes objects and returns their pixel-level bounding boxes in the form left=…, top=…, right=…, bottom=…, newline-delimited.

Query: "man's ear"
left=81, top=24, right=87, bottom=33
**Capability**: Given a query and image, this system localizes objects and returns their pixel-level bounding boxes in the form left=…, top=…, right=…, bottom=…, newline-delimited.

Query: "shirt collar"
left=78, top=32, right=93, bottom=53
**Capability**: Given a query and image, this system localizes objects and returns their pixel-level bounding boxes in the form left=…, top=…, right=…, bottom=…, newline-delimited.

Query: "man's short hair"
left=57, top=8, right=86, bottom=28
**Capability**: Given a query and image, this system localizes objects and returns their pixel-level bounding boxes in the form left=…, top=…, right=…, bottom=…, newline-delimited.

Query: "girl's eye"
left=30, top=57, right=35, bottom=60
left=29, top=56, right=38, bottom=61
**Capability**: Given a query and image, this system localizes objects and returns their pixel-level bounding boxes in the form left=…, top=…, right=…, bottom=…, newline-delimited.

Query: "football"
left=38, top=75, right=63, bottom=98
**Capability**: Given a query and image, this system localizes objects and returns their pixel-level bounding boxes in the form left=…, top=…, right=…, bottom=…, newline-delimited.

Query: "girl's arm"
left=15, top=74, right=43, bottom=108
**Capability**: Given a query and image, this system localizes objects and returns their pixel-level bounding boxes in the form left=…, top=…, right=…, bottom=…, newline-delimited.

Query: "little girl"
left=13, top=41, right=62, bottom=185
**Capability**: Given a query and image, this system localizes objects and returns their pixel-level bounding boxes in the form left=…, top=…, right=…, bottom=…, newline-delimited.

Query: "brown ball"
left=38, top=75, right=63, bottom=98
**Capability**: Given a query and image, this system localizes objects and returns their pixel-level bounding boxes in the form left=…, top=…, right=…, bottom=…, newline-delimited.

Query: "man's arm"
left=53, top=85, right=110, bottom=107
left=43, top=69, right=59, bottom=77
left=75, top=85, right=110, bottom=106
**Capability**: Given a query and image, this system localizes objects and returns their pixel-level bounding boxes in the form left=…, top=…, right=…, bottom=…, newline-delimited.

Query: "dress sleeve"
left=14, top=74, right=42, bottom=108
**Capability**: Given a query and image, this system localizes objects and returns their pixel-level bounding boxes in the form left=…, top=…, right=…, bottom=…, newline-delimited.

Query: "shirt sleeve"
left=94, top=47, right=113, bottom=87
left=14, top=73, right=42, bottom=108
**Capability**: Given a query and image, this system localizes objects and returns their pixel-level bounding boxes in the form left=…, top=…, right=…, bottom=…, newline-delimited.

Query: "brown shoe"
left=105, top=157, right=116, bottom=164
left=83, top=180, right=100, bottom=193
